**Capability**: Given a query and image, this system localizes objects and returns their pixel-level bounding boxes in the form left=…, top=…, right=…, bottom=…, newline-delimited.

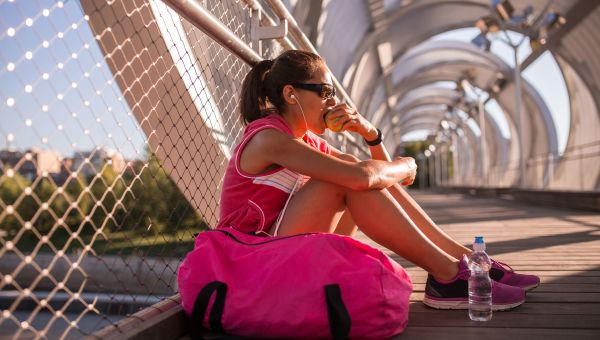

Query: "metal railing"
left=428, top=140, right=600, bottom=191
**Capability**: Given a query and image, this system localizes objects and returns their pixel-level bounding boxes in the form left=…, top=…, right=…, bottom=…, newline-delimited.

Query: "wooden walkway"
left=106, top=190, right=600, bottom=340
left=353, top=190, right=600, bottom=339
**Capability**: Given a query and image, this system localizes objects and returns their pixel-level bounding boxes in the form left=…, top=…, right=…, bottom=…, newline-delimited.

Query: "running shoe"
left=423, top=255, right=526, bottom=310
left=489, top=259, right=540, bottom=291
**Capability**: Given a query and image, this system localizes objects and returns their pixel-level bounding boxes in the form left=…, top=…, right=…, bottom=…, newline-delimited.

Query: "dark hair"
left=239, top=50, right=324, bottom=125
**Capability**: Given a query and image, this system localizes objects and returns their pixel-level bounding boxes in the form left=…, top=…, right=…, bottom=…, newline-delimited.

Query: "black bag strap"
left=190, top=281, right=228, bottom=339
left=324, top=284, right=351, bottom=340
left=189, top=281, right=349, bottom=339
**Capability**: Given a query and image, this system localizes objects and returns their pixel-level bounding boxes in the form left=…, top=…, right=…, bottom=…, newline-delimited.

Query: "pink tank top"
left=216, top=113, right=331, bottom=235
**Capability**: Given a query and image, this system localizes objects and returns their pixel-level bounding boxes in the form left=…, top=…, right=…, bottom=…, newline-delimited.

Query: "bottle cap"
left=474, top=236, right=484, bottom=244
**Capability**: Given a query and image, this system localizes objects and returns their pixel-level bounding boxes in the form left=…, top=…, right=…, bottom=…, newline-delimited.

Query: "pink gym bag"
left=178, top=227, right=413, bottom=339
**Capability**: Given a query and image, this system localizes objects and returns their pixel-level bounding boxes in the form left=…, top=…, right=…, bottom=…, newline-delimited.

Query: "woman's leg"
left=331, top=154, right=471, bottom=258
left=333, top=188, right=471, bottom=259
left=333, top=210, right=358, bottom=236
left=386, top=184, right=472, bottom=258
left=276, top=178, right=459, bottom=281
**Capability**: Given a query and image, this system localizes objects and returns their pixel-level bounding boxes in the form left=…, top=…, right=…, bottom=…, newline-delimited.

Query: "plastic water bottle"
left=468, top=236, right=492, bottom=321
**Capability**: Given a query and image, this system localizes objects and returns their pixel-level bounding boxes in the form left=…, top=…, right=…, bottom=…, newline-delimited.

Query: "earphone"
left=290, top=93, right=308, bottom=133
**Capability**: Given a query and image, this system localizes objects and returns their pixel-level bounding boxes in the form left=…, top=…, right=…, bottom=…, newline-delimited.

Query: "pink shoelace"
left=492, top=259, right=514, bottom=273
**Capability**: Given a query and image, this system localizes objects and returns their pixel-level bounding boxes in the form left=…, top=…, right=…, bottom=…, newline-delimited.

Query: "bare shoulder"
left=239, top=128, right=293, bottom=175
left=249, top=128, right=295, bottom=151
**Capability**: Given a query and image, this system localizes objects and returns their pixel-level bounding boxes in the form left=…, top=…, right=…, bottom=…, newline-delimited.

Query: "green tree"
left=33, top=177, right=68, bottom=235
left=402, top=141, right=429, bottom=189
left=120, top=150, right=206, bottom=236
left=0, top=170, right=31, bottom=238
left=64, top=174, right=92, bottom=230
left=90, top=165, right=127, bottom=233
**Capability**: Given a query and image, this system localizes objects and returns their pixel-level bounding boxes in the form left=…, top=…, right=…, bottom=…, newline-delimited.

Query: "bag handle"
left=325, top=284, right=351, bottom=340
left=189, top=281, right=349, bottom=339
left=190, top=281, right=228, bottom=339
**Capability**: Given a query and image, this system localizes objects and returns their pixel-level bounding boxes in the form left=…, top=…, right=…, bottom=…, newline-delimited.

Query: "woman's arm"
left=329, top=138, right=391, bottom=162
left=325, top=105, right=415, bottom=185
left=366, top=138, right=392, bottom=162
left=324, top=103, right=394, bottom=162
left=329, top=144, right=415, bottom=186
left=247, top=128, right=415, bottom=191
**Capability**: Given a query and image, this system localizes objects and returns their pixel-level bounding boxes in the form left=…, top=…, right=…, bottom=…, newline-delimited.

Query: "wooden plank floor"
left=353, top=190, right=600, bottom=340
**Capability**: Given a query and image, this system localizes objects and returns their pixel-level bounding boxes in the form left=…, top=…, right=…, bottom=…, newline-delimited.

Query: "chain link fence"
left=0, top=0, right=295, bottom=338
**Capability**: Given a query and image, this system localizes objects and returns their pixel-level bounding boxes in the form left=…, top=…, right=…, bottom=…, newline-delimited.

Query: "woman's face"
left=290, top=62, right=337, bottom=134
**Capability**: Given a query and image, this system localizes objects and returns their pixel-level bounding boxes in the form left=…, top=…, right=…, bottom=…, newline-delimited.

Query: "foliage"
left=401, top=141, right=430, bottom=188
left=0, top=170, right=30, bottom=237
left=1, top=150, right=206, bottom=255
left=121, top=151, right=208, bottom=236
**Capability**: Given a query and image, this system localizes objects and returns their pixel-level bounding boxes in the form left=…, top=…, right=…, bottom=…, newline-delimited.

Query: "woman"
left=217, top=50, right=539, bottom=310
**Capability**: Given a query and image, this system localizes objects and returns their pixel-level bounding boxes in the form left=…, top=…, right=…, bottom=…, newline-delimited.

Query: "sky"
left=0, top=1, right=571, bottom=161
left=0, top=0, right=147, bottom=161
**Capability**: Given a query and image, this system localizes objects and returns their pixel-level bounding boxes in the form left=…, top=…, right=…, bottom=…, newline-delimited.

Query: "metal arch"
left=289, top=0, right=324, bottom=46
left=457, top=122, right=481, bottom=185
left=365, top=42, right=558, bottom=180
left=386, top=0, right=580, bottom=57
left=382, top=88, right=509, bottom=184
left=424, top=93, right=543, bottom=185
left=382, top=105, right=444, bottom=144
left=397, top=117, right=481, bottom=184
left=384, top=79, right=512, bottom=173
left=337, top=0, right=488, bottom=96
left=304, top=0, right=594, bottom=188
left=399, top=109, right=447, bottom=127
left=520, top=1, right=600, bottom=70
left=314, top=0, right=582, bottom=173
left=387, top=40, right=511, bottom=89
left=384, top=0, right=489, bottom=30
left=341, top=34, right=378, bottom=98
left=393, top=98, right=507, bottom=175
left=549, top=55, right=600, bottom=190
left=393, top=88, right=461, bottom=123
left=488, top=78, right=558, bottom=186
left=363, top=42, right=505, bottom=130
left=344, top=4, right=492, bottom=113
left=397, top=89, right=510, bottom=167
left=389, top=86, right=456, bottom=114
left=388, top=85, right=509, bottom=168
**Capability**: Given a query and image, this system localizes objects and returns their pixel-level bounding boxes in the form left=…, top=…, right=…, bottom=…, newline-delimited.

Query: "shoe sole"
left=524, top=283, right=539, bottom=291
left=422, top=296, right=525, bottom=311
left=498, top=280, right=540, bottom=291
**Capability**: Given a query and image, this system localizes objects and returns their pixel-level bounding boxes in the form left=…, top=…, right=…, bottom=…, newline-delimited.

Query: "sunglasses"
left=291, top=83, right=336, bottom=99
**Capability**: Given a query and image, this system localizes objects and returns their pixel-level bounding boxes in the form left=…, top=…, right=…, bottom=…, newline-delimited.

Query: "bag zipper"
left=204, top=228, right=319, bottom=246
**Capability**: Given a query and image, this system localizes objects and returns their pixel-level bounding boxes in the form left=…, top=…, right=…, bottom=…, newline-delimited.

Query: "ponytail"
left=239, top=59, right=274, bottom=125
left=239, top=50, right=324, bottom=125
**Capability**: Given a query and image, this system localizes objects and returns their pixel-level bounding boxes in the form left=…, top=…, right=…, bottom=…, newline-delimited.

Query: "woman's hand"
left=322, top=104, right=417, bottom=187
left=364, top=156, right=418, bottom=189
left=396, top=157, right=417, bottom=186
left=323, top=104, right=378, bottom=141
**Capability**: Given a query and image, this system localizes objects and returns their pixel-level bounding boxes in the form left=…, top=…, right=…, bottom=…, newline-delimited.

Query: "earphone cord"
left=295, top=99, right=308, bottom=134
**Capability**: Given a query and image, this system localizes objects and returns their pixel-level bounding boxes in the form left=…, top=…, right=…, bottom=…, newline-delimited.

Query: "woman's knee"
left=302, top=177, right=347, bottom=198
left=295, top=153, right=361, bottom=199
left=303, top=153, right=361, bottom=196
